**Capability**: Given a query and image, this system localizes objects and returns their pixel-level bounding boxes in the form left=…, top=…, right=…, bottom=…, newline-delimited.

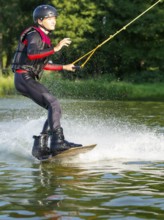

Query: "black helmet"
left=33, top=5, right=58, bottom=23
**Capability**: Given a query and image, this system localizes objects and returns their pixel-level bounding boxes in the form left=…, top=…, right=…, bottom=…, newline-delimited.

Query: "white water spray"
left=0, top=114, right=163, bottom=162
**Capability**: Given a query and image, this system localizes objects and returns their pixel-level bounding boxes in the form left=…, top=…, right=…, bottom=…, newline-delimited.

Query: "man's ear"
left=37, top=19, right=43, bottom=25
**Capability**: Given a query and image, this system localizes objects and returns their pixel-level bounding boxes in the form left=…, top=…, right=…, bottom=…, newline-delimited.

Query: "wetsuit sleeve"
left=26, top=31, right=54, bottom=60
left=43, top=63, right=63, bottom=71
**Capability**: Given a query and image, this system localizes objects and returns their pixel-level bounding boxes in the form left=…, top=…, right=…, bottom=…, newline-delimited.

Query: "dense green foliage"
left=0, top=74, right=15, bottom=96
left=0, top=73, right=164, bottom=101
left=0, top=0, right=163, bottom=83
left=41, top=73, right=164, bottom=101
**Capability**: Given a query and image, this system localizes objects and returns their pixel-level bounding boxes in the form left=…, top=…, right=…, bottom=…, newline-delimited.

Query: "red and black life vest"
left=12, top=26, right=54, bottom=78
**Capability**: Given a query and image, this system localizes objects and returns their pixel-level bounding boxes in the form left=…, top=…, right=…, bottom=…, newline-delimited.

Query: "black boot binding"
left=32, top=133, right=51, bottom=160
left=50, top=127, right=82, bottom=156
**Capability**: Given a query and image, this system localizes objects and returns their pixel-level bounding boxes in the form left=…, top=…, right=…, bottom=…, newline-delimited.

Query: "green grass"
left=0, top=74, right=15, bottom=97
left=0, top=72, right=164, bottom=101
left=128, top=83, right=164, bottom=101
left=42, top=74, right=164, bottom=101
left=43, top=79, right=132, bottom=100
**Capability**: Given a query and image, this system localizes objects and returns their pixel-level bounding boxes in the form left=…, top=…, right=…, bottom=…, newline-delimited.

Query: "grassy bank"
left=0, top=74, right=16, bottom=97
left=43, top=76, right=131, bottom=100
left=0, top=73, right=164, bottom=101
left=42, top=74, right=164, bottom=101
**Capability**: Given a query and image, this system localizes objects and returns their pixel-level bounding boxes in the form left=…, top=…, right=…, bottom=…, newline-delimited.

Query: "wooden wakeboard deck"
left=42, top=144, right=97, bottom=162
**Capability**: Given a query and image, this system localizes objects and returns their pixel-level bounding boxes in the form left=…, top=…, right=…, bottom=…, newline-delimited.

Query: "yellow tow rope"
left=72, top=0, right=162, bottom=69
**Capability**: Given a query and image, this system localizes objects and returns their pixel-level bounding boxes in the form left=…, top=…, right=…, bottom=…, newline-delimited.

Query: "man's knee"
left=42, top=93, right=61, bottom=112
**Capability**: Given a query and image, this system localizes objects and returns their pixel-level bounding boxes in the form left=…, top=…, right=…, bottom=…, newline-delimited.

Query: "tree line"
left=0, top=0, right=163, bottom=82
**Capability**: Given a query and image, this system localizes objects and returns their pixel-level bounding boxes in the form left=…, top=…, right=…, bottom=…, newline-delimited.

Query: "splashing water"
left=0, top=114, right=163, bottom=162
left=0, top=99, right=164, bottom=220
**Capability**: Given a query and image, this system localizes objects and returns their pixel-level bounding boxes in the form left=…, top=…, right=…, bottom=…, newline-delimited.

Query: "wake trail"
left=0, top=116, right=163, bottom=162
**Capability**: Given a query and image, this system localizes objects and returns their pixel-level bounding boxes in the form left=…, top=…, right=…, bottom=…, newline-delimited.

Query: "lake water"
left=0, top=98, right=164, bottom=220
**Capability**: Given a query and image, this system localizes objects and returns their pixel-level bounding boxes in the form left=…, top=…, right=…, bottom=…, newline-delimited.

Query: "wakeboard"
left=41, top=144, right=97, bottom=162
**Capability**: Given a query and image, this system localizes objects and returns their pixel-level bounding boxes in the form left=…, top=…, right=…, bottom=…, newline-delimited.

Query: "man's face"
left=38, top=16, right=56, bottom=31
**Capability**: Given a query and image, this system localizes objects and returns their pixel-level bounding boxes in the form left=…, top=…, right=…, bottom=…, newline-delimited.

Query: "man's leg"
left=15, top=73, right=81, bottom=158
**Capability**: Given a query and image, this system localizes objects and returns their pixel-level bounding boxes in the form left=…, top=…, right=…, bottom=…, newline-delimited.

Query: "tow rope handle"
left=72, top=0, right=163, bottom=70
left=72, top=66, right=81, bottom=70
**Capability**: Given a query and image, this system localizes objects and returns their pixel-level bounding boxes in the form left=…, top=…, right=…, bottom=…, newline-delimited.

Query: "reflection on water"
left=0, top=98, right=164, bottom=219
left=0, top=159, right=164, bottom=219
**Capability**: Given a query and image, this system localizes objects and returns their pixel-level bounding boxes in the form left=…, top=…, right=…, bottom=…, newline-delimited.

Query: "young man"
left=12, top=5, right=82, bottom=160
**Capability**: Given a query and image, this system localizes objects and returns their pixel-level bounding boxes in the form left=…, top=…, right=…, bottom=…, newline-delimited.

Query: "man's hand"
left=63, top=64, right=75, bottom=72
left=54, top=38, right=72, bottom=52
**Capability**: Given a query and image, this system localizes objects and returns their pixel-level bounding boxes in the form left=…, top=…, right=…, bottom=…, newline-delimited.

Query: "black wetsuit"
left=12, top=26, right=63, bottom=133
